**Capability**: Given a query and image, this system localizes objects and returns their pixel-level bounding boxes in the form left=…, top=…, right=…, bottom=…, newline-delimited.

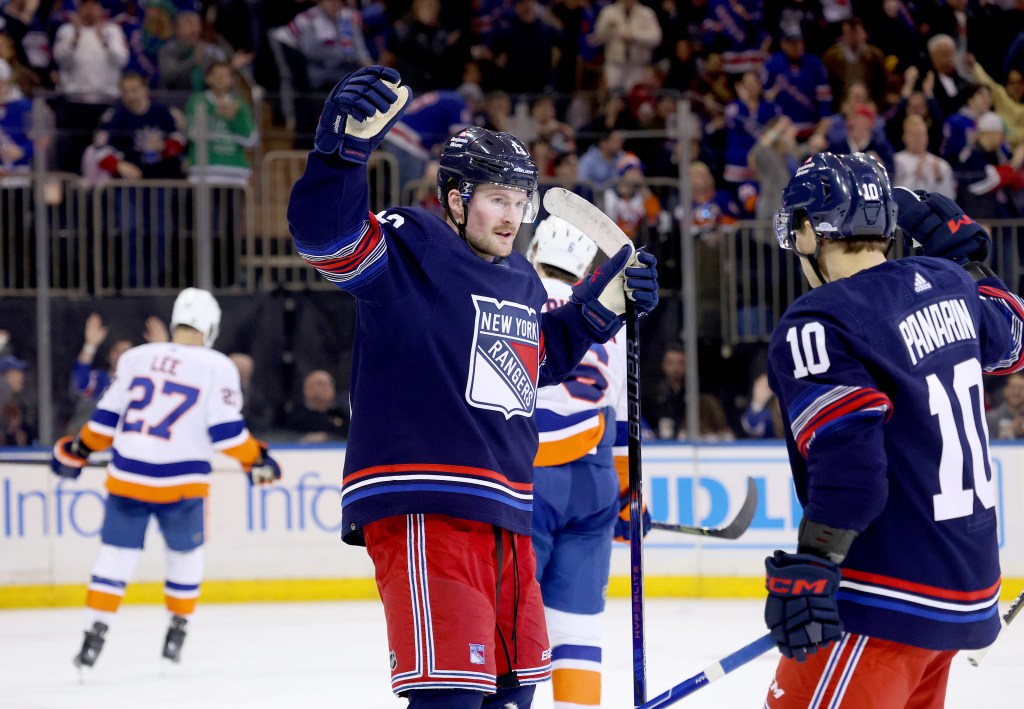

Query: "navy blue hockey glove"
left=572, top=246, right=658, bottom=338
left=50, top=435, right=91, bottom=479
left=764, top=550, right=844, bottom=662
left=613, top=492, right=651, bottom=543
left=314, top=65, right=412, bottom=163
left=246, top=442, right=282, bottom=486
left=893, top=187, right=990, bottom=265
left=626, top=250, right=659, bottom=315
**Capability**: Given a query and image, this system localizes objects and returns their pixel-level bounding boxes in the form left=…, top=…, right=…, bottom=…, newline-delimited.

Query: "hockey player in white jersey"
left=528, top=216, right=641, bottom=708
left=50, top=288, right=281, bottom=671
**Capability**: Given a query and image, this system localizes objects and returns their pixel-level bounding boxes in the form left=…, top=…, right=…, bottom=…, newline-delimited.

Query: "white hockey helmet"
left=170, top=287, right=221, bottom=347
left=527, top=215, right=598, bottom=280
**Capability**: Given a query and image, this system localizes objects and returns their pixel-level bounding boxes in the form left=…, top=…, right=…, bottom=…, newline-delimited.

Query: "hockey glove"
left=893, top=187, right=990, bottom=265
left=571, top=246, right=659, bottom=337
left=246, top=442, right=281, bottom=486
left=314, top=65, right=412, bottom=164
left=764, top=550, right=844, bottom=662
left=51, top=435, right=91, bottom=479
left=613, top=491, right=651, bottom=543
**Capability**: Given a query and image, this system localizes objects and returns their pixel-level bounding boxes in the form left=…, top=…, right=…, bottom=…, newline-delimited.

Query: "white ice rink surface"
left=1, top=598, right=1021, bottom=708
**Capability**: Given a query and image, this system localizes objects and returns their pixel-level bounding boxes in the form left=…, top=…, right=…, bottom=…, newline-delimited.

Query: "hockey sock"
left=545, top=606, right=603, bottom=707
left=406, top=688, right=485, bottom=708
left=84, top=544, right=141, bottom=629
left=164, top=547, right=203, bottom=617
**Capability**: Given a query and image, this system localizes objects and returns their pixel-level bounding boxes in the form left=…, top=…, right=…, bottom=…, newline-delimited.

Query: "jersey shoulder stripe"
left=790, top=383, right=893, bottom=456
left=298, top=211, right=387, bottom=289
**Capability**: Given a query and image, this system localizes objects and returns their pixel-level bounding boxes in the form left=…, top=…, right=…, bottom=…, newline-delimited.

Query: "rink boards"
left=2, top=442, right=1022, bottom=607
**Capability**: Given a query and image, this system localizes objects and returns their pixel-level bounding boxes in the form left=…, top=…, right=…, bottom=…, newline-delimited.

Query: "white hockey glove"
left=314, top=66, right=412, bottom=164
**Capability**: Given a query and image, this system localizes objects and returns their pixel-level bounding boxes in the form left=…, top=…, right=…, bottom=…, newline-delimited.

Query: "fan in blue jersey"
left=286, top=66, right=659, bottom=709
left=762, top=151, right=1024, bottom=707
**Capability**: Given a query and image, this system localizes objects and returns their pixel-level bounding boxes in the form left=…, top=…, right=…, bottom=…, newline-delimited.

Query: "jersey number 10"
left=928, top=358, right=997, bottom=522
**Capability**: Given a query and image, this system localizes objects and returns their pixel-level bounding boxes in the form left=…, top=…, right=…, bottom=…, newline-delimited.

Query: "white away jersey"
left=82, top=342, right=256, bottom=503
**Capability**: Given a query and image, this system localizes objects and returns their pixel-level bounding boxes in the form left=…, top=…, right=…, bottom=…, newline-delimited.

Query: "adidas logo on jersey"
left=914, top=272, right=932, bottom=293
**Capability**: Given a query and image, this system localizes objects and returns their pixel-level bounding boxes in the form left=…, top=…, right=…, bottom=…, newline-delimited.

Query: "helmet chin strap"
left=795, top=237, right=830, bottom=287
left=442, top=191, right=470, bottom=242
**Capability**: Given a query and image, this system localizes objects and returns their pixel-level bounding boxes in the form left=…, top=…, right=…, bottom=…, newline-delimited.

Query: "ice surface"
left=1, top=598, right=1020, bottom=708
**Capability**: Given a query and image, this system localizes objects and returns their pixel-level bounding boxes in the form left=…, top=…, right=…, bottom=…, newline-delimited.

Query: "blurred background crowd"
left=3, top=0, right=1024, bottom=448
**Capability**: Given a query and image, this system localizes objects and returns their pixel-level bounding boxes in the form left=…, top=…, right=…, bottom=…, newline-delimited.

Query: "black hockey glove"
left=893, top=187, right=990, bottom=265
left=764, top=550, right=844, bottom=662
left=314, top=65, right=412, bottom=163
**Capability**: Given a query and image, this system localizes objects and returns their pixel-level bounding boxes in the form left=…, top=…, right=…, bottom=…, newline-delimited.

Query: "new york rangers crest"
left=466, top=295, right=540, bottom=419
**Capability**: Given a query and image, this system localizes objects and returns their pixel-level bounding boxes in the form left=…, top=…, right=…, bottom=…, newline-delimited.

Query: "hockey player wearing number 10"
left=762, top=151, right=1024, bottom=707
left=50, top=288, right=282, bottom=673
left=286, top=66, right=658, bottom=709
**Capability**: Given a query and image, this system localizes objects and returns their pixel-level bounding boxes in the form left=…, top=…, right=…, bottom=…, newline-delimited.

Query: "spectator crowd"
left=3, top=0, right=1024, bottom=445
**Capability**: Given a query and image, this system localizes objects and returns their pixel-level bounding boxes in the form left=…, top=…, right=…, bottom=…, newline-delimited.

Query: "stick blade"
left=649, top=477, right=759, bottom=539
left=542, top=187, right=633, bottom=258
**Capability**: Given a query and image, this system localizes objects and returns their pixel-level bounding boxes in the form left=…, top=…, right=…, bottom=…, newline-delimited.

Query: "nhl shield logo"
left=466, top=295, right=540, bottom=419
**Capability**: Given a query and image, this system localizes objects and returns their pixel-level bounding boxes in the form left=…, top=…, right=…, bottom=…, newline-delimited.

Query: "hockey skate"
left=73, top=621, right=108, bottom=670
left=162, top=615, right=188, bottom=663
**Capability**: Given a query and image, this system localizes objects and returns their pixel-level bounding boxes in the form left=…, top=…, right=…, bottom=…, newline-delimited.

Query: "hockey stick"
left=651, top=477, right=759, bottom=539
left=637, top=633, right=776, bottom=709
left=965, top=587, right=1024, bottom=666
left=543, top=187, right=649, bottom=704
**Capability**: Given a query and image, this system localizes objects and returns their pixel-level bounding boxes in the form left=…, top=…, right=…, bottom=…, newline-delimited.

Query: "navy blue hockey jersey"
left=768, top=256, right=1024, bottom=651
left=288, top=153, right=611, bottom=545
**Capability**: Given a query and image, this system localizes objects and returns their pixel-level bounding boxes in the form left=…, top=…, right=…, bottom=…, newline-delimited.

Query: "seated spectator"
left=603, top=153, right=661, bottom=243
left=51, top=0, right=130, bottom=173
left=894, top=115, right=956, bottom=198
left=827, top=104, right=895, bottom=175
left=0, top=354, right=34, bottom=446
left=987, top=373, right=1024, bottom=440
left=577, top=91, right=640, bottom=154
left=682, top=160, right=740, bottom=238
left=577, top=129, right=625, bottom=191
left=740, top=373, right=783, bottom=438
left=284, top=369, right=349, bottom=442
left=641, top=343, right=735, bottom=442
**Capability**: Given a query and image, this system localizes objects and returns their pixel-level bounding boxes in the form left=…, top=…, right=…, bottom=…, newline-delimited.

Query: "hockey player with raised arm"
left=763, top=152, right=1024, bottom=707
left=286, top=66, right=659, bottom=709
left=50, top=288, right=281, bottom=671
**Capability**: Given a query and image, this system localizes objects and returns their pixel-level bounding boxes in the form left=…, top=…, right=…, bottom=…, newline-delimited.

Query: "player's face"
left=461, top=184, right=528, bottom=260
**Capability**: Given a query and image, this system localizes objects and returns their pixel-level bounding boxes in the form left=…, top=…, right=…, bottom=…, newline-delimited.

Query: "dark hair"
left=205, top=59, right=232, bottom=76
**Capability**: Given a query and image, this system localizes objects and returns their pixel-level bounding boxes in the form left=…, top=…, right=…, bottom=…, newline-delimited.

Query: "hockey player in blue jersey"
left=527, top=216, right=633, bottom=709
left=286, top=66, right=659, bottom=709
left=762, top=151, right=1024, bottom=708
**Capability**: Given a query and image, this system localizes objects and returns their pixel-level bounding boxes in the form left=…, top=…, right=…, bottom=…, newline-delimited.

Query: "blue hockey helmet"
left=774, top=152, right=897, bottom=250
left=437, top=126, right=540, bottom=224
